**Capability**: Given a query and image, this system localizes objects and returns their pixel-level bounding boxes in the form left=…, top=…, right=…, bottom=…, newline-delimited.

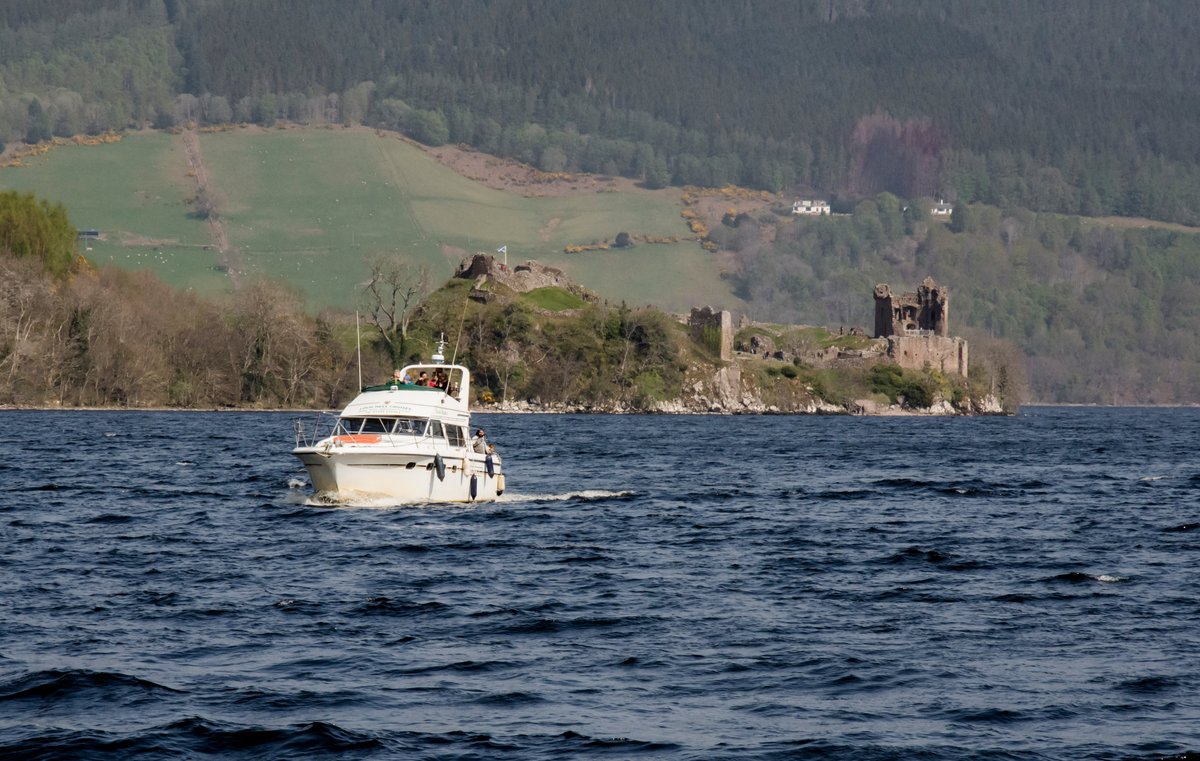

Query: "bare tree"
left=225, top=279, right=323, bottom=405
left=0, top=255, right=53, bottom=389
left=361, top=256, right=430, bottom=368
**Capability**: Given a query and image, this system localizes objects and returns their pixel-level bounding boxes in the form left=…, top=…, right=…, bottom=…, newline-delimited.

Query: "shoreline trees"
left=1, top=190, right=1019, bottom=411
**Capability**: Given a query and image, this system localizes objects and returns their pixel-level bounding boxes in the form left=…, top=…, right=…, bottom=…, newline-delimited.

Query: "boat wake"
left=497, top=489, right=635, bottom=504
left=284, top=487, right=634, bottom=509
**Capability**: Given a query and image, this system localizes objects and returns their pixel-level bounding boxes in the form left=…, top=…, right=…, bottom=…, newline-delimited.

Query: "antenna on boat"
left=355, top=311, right=363, bottom=390
left=433, top=332, right=446, bottom=364
left=450, top=288, right=469, bottom=366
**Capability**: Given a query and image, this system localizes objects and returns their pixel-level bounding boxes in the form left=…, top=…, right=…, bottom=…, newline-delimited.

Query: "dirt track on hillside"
left=181, top=129, right=241, bottom=284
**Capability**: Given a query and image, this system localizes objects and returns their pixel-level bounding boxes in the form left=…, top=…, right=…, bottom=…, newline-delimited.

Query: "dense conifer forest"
left=2, top=0, right=1199, bottom=223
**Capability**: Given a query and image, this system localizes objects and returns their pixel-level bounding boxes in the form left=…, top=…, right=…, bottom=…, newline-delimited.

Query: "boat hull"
left=294, top=449, right=503, bottom=503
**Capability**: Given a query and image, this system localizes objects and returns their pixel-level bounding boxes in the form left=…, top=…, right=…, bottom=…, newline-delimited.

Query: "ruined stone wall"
left=886, top=334, right=968, bottom=377
left=688, top=306, right=733, bottom=361
left=874, top=277, right=949, bottom=338
left=454, top=254, right=590, bottom=298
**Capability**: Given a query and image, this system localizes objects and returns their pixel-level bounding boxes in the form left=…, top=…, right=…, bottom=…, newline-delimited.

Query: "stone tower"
left=688, top=306, right=733, bottom=361
left=873, top=276, right=948, bottom=338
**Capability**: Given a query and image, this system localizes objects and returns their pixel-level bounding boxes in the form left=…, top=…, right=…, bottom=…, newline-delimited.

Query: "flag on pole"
left=497, top=245, right=507, bottom=254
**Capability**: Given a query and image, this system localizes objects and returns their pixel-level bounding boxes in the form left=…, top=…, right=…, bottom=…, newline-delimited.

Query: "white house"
left=931, top=199, right=954, bottom=217
left=792, top=199, right=830, bottom=215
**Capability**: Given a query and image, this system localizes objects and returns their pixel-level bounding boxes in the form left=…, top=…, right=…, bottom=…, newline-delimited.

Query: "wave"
left=1164, top=521, right=1200, bottom=532
left=386, top=659, right=517, bottom=677
left=0, top=669, right=180, bottom=702
left=946, top=707, right=1030, bottom=724
left=84, top=513, right=135, bottom=524
left=1045, top=571, right=1126, bottom=584
left=870, top=477, right=1037, bottom=498
left=147, top=717, right=383, bottom=756
left=271, top=598, right=323, bottom=614
left=351, top=596, right=450, bottom=618
left=228, top=688, right=368, bottom=710
left=550, top=730, right=680, bottom=753
left=809, top=488, right=882, bottom=501
left=499, top=614, right=652, bottom=636
left=1118, top=675, right=1180, bottom=694
left=471, top=690, right=545, bottom=705
left=878, top=546, right=984, bottom=571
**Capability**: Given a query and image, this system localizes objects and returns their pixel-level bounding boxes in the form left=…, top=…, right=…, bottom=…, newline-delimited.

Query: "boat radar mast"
left=432, top=333, right=446, bottom=364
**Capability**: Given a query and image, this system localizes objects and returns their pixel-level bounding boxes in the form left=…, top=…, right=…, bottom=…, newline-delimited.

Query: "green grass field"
left=0, top=132, right=230, bottom=296
left=521, top=286, right=588, bottom=312
left=0, top=126, right=740, bottom=312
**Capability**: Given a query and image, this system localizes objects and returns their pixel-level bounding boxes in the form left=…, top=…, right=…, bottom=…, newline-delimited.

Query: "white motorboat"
left=292, top=342, right=505, bottom=502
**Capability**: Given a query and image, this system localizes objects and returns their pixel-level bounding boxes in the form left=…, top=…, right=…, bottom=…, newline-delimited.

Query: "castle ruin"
left=874, top=276, right=948, bottom=337
left=454, top=253, right=596, bottom=306
left=873, top=277, right=967, bottom=377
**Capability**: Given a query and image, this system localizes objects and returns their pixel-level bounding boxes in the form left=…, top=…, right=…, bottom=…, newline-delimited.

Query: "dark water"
left=2, top=408, right=1199, bottom=760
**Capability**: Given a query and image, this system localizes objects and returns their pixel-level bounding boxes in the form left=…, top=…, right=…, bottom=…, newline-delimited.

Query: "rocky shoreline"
left=3, top=396, right=1007, bottom=415
left=486, top=394, right=1006, bottom=416
left=480, top=360, right=1007, bottom=416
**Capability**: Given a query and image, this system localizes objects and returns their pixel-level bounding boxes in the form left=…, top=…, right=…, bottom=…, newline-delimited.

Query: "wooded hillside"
left=727, top=197, right=1200, bottom=404
left=1, top=0, right=1199, bottom=224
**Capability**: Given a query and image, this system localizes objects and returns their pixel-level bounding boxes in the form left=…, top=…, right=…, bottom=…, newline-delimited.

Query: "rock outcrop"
left=454, top=253, right=595, bottom=301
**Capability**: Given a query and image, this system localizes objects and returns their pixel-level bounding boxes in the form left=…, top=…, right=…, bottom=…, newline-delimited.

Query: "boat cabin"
left=359, top=364, right=471, bottom=402
left=336, top=361, right=473, bottom=432
left=397, top=364, right=468, bottom=401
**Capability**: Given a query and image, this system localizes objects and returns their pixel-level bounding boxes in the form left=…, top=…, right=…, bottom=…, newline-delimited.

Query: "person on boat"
left=392, top=369, right=403, bottom=384
left=417, top=371, right=430, bottom=386
left=472, top=429, right=489, bottom=454
left=434, top=369, right=449, bottom=390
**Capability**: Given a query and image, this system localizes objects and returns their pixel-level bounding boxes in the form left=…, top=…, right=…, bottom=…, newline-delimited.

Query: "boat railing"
left=293, top=412, right=339, bottom=447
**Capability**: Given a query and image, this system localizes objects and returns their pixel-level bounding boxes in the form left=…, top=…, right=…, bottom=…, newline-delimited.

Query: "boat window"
left=361, top=418, right=391, bottom=434
left=446, top=425, right=465, bottom=448
left=429, top=420, right=445, bottom=440
left=337, top=418, right=362, bottom=434
left=393, top=417, right=427, bottom=435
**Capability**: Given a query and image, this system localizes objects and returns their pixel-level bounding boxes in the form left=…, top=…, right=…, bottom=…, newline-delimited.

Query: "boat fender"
left=485, top=454, right=495, bottom=478
left=434, top=454, right=446, bottom=481
left=469, top=474, right=478, bottom=501
left=496, top=473, right=505, bottom=496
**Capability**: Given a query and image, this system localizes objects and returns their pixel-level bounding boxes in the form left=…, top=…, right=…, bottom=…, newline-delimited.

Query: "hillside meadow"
left=0, top=126, right=738, bottom=312
left=0, top=132, right=230, bottom=295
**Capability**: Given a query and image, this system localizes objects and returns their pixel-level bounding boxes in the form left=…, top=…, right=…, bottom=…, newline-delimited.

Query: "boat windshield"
left=337, top=416, right=428, bottom=436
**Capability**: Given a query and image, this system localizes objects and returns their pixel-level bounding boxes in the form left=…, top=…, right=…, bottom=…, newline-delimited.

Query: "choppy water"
left=1, top=408, right=1198, bottom=760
